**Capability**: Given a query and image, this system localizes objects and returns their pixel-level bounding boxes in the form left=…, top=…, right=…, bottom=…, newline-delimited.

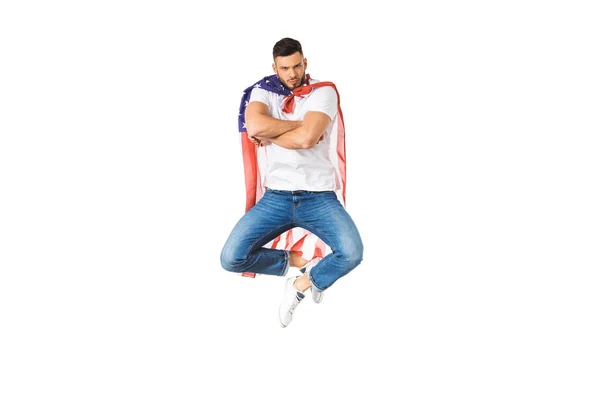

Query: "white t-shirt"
left=248, top=80, right=339, bottom=191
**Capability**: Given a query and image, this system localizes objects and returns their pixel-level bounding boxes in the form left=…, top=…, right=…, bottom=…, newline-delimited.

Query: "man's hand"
left=248, top=134, right=270, bottom=147
left=248, top=134, right=260, bottom=146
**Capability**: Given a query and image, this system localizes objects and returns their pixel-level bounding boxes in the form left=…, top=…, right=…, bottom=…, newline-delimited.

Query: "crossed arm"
left=245, top=101, right=330, bottom=149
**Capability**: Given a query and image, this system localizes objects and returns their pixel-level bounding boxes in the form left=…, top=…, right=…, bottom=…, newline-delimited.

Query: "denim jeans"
left=220, top=189, right=363, bottom=291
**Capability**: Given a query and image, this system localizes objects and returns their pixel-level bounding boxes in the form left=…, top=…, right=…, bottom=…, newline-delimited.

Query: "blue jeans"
left=220, top=189, right=363, bottom=291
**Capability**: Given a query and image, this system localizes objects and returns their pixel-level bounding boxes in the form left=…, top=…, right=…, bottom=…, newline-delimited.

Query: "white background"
left=1, top=1, right=599, bottom=399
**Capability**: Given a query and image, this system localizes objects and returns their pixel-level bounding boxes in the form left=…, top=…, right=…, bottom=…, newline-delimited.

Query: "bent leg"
left=220, top=191, right=294, bottom=276
left=296, top=192, right=364, bottom=290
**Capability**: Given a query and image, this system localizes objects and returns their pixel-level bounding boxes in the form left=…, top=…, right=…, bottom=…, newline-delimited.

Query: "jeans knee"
left=220, top=245, right=245, bottom=273
left=338, top=244, right=363, bottom=268
left=348, top=251, right=363, bottom=267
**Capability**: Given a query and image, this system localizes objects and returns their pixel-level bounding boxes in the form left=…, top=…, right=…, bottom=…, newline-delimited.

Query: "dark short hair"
left=273, top=38, right=303, bottom=59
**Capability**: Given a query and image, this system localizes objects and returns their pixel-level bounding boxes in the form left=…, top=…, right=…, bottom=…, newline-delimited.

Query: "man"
left=220, top=37, right=363, bottom=327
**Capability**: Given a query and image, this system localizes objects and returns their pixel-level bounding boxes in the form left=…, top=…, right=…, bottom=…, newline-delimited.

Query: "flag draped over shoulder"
left=238, top=74, right=347, bottom=267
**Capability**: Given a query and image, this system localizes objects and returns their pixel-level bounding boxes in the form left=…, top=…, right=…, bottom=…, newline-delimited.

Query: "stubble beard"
left=278, top=72, right=306, bottom=91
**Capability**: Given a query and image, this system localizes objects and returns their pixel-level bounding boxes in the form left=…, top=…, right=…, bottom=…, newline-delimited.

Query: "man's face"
left=272, top=52, right=307, bottom=90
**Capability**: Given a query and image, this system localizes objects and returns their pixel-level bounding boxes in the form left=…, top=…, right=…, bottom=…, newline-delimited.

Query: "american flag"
left=237, top=74, right=347, bottom=277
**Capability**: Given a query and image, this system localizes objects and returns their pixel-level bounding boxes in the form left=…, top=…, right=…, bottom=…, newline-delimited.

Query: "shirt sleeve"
left=248, top=87, right=270, bottom=106
left=307, top=86, right=338, bottom=120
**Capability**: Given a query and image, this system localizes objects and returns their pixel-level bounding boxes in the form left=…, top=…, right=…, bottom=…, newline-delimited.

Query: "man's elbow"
left=297, top=138, right=318, bottom=149
left=245, top=121, right=263, bottom=137
left=299, top=129, right=324, bottom=149
left=298, top=140, right=314, bottom=149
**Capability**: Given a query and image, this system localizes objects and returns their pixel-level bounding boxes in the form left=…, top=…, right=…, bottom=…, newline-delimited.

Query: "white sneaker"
left=300, top=258, right=324, bottom=304
left=312, top=287, right=324, bottom=304
left=279, top=276, right=305, bottom=328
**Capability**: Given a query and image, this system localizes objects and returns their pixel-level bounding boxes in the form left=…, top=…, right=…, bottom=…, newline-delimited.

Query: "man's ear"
left=272, top=63, right=277, bottom=73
